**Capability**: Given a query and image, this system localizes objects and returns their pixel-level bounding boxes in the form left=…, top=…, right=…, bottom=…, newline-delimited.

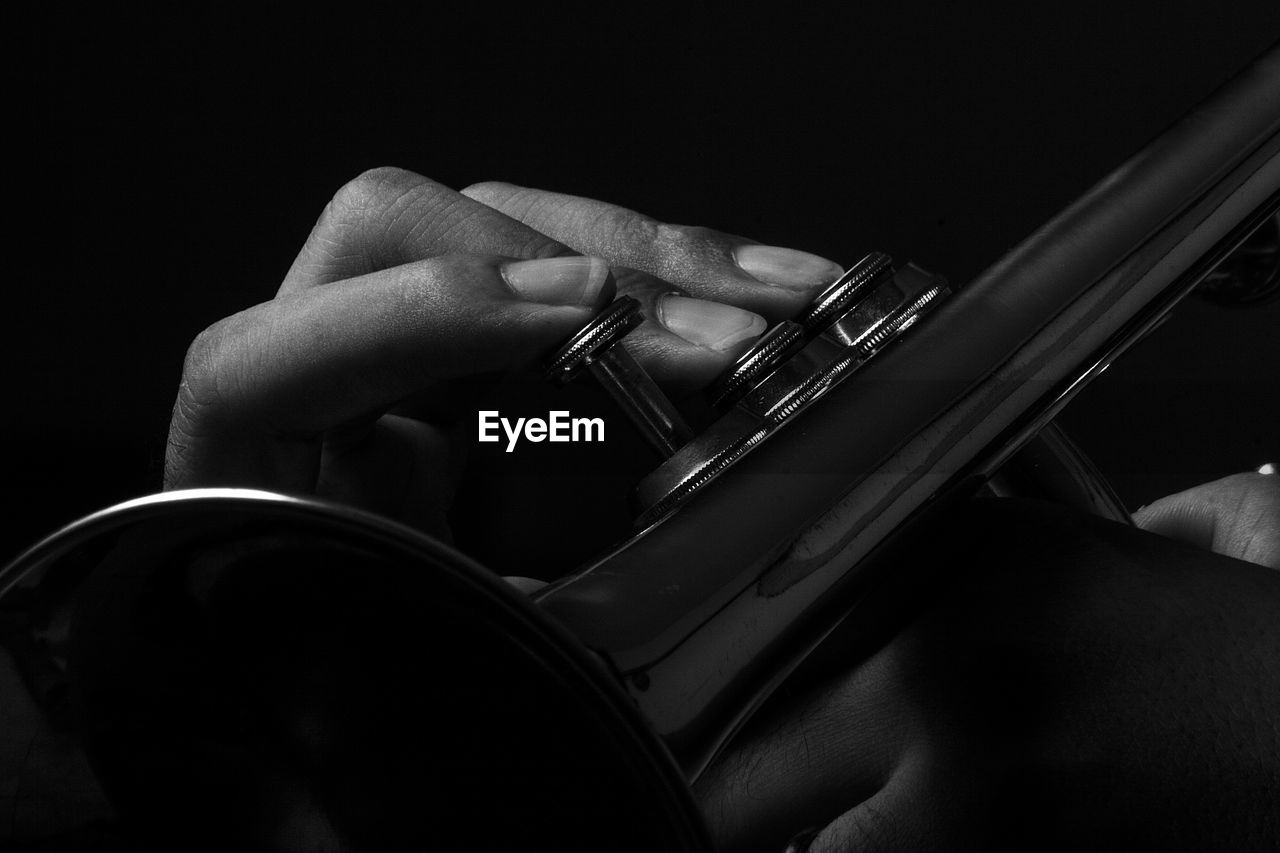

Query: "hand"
left=6, top=169, right=844, bottom=841
left=696, top=483, right=1280, bottom=852
left=1135, top=470, right=1280, bottom=569
left=164, top=168, right=844, bottom=537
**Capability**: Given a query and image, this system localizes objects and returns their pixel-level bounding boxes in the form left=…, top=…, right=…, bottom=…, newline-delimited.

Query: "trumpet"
left=3, top=44, right=1278, bottom=853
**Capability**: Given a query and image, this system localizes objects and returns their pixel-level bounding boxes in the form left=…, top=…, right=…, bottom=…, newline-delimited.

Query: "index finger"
left=279, top=168, right=574, bottom=295
left=461, top=181, right=846, bottom=321
left=167, top=254, right=612, bottom=492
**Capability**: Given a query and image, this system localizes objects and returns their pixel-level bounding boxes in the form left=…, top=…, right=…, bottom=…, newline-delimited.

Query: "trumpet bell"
left=0, top=489, right=709, bottom=851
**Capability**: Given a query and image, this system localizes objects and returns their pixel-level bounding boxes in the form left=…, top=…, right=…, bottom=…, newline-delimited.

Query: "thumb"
left=1133, top=470, right=1280, bottom=569
left=805, top=750, right=987, bottom=853
left=804, top=770, right=922, bottom=853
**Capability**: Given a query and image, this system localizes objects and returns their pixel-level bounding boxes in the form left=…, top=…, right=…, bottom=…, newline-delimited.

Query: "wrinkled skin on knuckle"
left=172, top=315, right=277, bottom=435
left=328, top=168, right=440, bottom=264
left=606, top=209, right=662, bottom=256
left=461, top=181, right=618, bottom=256
left=177, top=322, right=232, bottom=419
left=445, top=202, right=566, bottom=260
left=1214, top=472, right=1280, bottom=567
left=332, top=167, right=435, bottom=216
left=164, top=383, right=205, bottom=488
left=383, top=257, right=551, bottom=375
left=337, top=172, right=564, bottom=262
left=459, top=180, right=523, bottom=210
left=1216, top=471, right=1280, bottom=521
left=647, top=223, right=747, bottom=292
left=513, top=229, right=571, bottom=261
left=165, top=322, right=237, bottom=487
left=664, top=223, right=734, bottom=255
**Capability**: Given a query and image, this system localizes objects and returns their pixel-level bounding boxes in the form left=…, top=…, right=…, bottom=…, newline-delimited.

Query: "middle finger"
left=279, top=167, right=572, bottom=295
left=461, top=181, right=845, bottom=321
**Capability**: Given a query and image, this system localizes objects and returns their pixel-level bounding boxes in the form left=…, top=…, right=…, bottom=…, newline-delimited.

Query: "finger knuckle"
left=164, top=380, right=213, bottom=488
left=1232, top=472, right=1280, bottom=511
left=459, top=180, right=517, bottom=205
left=657, top=222, right=720, bottom=255
left=516, top=232, right=571, bottom=260
left=642, top=223, right=724, bottom=279
left=179, top=321, right=236, bottom=417
left=333, top=167, right=430, bottom=214
left=166, top=326, right=235, bottom=487
left=606, top=209, right=661, bottom=250
left=314, top=167, right=454, bottom=269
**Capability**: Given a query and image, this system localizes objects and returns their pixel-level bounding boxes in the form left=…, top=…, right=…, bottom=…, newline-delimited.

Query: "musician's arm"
left=697, top=477, right=1280, bottom=852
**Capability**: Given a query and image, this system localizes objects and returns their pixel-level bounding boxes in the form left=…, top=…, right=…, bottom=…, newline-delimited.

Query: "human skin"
left=165, top=169, right=1280, bottom=852
left=697, top=483, right=1280, bottom=851
left=165, top=168, right=837, bottom=535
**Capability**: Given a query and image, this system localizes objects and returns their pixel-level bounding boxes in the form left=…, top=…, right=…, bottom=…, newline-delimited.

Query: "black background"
left=13, top=6, right=1280, bottom=563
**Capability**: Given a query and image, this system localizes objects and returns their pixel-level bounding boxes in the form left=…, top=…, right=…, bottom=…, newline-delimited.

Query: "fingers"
left=166, top=254, right=613, bottom=492
left=806, top=766, right=925, bottom=853
left=277, top=169, right=771, bottom=394
left=1134, top=471, right=1280, bottom=569
left=461, top=181, right=844, bottom=322
left=611, top=267, right=767, bottom=393
left=802, top=736, right=999, bottom=853
left=279, top=168, right=572, bottom=295
left=694, top=648, right=911, bottom=853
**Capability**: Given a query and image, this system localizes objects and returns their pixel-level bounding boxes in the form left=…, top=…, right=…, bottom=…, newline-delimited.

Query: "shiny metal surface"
left=972, top=187, right=1280, bottom=485
left=0, top=489, right=713, bottom=851
left=538, top=45, right=1280, bottom=780
left=1, top=488, right=306, bottom=600
left=707, top=321, right=805, bottom=410
left=546, top=295, right=694, bottom=458
left=985, top=422, right=1133, bottom=524
left=545, top=295, right=645, bottom=382
left=795, top=251, right=894, bottom=335
left=591, top=347, right=696, bottom=458
left=632, top=262, right=950, bottom=525
left=1194, top=209, right=1280, bottom=306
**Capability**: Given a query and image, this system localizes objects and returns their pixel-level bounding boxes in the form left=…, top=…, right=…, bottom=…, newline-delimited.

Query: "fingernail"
left=503, top=576, right=549, bottom=594
left=657, top=295, right=767, bottom=351
left=733, top=245, right=844, bottom=290
left=501, top=256, right=611, bottom=306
